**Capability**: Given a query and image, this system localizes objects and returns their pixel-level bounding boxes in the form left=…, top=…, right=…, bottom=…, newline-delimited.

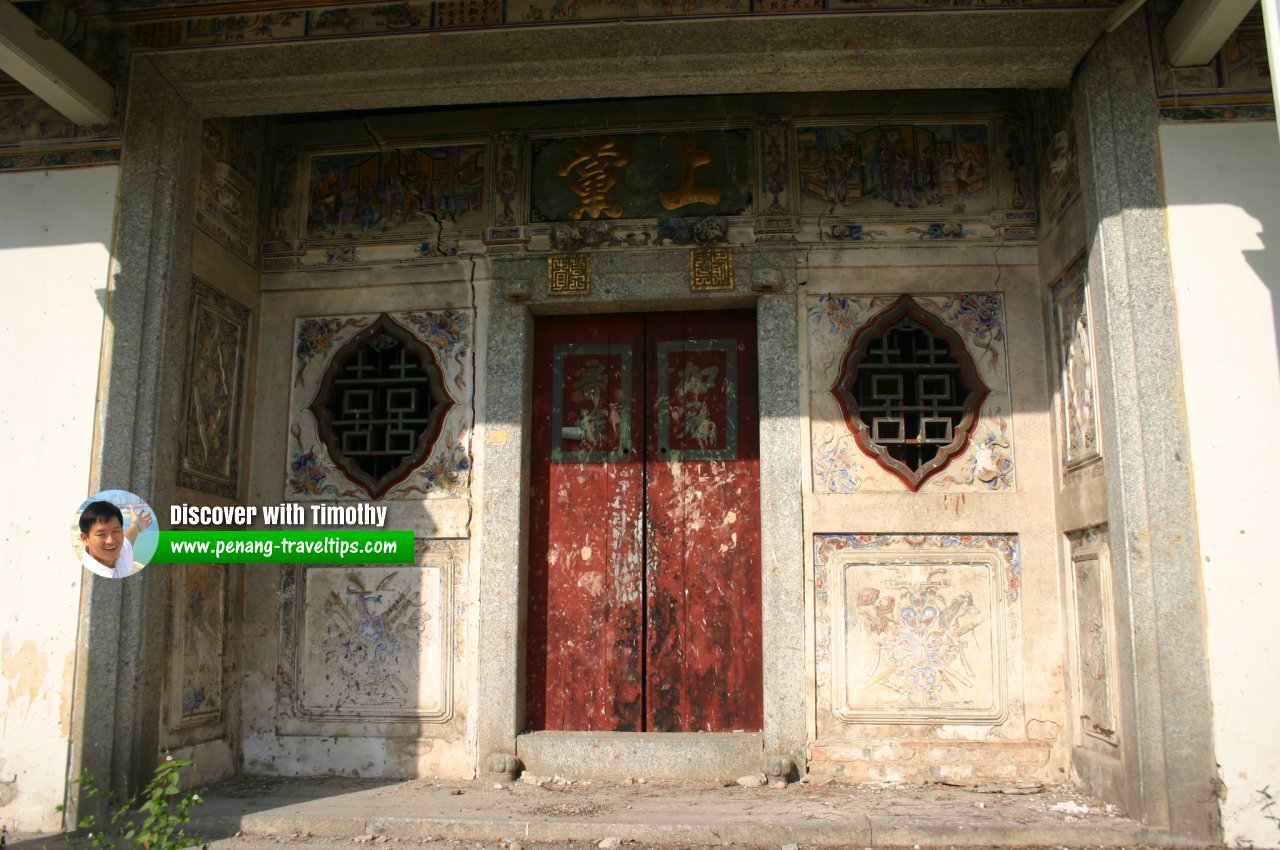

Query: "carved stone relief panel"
left=1030, top=90, right=1079, bottom=230
left=815, top=534, right=1023, bottom=730
left=277, top=539, right=462, bottom=733
left=809, top=294, right=1014, bottom=493
left=1066, top=526, right=1119, bottom=748
left=177, top=278, right=251, bottom=498
left=1050, top=257, right=1102, bottom=485
left=287, top=310, right=472, bottom=501
left=197, top=117, right=265, bottom=262
left=165, top=564, right=226, bottom=735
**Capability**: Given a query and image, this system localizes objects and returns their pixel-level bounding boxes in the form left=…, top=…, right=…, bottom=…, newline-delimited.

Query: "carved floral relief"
left=814, top=533, right=1022, bottom=727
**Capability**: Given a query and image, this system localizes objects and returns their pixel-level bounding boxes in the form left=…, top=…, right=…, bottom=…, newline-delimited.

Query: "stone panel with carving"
left=197, top=117, right=265, bottom=262
left=287, top=310, right=471, bottom=501
left=1030, top=89, right=1079, bottom=230
left=1067, top=526, right=1119, bottom=747
left=278, top=540, right=460, bottom=727
left=168, top=564, right=226, bottom=730
left=178, top=278, right=252, bottom=498
left=809, top=294, right=1014, bottom=493
left=815, top=534, right=1021, bottom=728
left=1050, top=257, right=1101, bottom=483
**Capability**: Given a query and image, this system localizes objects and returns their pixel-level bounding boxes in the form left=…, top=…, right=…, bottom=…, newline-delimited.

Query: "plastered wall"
left=800, top=252, right=1069, bottom=785
left=1160, top=120, right=1280, bottom=849
left=240, top=271, right=477, bottom=779
left=0, top=165, right=120, bottom=832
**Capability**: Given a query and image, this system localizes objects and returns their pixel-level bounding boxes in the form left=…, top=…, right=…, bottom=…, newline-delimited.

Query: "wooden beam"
left=1262, top=0, right=1280, bottom=143
left=1165, top=0, right=1258, bottom=67
left=0, top=0, right=113, bottom=125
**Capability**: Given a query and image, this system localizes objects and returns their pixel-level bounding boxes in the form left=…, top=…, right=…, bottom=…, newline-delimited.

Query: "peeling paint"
left=1, top=635, right=50, bottom=711
left=59, top=650, right=75, bottom=737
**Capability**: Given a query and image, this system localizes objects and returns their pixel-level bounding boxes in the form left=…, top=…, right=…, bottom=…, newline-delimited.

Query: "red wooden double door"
left=528, top=310, right=763, bottom=733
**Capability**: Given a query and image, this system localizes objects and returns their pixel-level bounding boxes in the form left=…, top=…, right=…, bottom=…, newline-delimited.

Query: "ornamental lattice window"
left=308, top=314, right=453, bottom=499
left=832, top=295, right=988, bottom=490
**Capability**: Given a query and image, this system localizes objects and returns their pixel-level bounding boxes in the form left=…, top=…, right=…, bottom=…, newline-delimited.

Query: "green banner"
left=153, top=530, right=414, bottom=564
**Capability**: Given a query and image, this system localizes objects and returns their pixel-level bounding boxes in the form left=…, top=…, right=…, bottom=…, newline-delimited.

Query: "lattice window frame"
left=307, top=314, right=454, bottom=500
left=831, top=295, right=989, bottom=491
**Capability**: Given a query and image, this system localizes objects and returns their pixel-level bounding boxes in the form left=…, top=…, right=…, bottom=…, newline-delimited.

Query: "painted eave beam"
left=1165, top=0, right=1258, bottom=67
left=0, top=0, right=113, bottom=125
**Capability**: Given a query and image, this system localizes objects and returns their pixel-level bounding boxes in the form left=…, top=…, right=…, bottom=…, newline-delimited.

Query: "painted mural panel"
left=796, top=123, right=996, bottom=215
left=517, top=0, right=744, bottom=23
left=169, top=564, right=225, bottom=729
left=1067, top=526, right=1118, bottom=747
left=181, top=12, right=308, bottom=45
left=1150, top=1, right=1274, bottom=121
left=287, top=310, right=472, bottom=501
left=309, top=4, right=434, bottom=36
left=794, top=119, right=1035, bottom=243
left=1050, top=257, right=1101, bottom=481
left=808, top=294, right=1014, bottom=493
left=178, top=278, right=251, bottom=498
left=814, top=534, right=1021, bottom=727
left=529, top=130, right=751, bottom=223
left=305, top=144, right=486, bottom=242
left=277, top=539, right=461, bottom=726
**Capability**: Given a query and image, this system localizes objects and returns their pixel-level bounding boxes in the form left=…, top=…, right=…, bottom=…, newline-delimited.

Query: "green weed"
left=56, top=758, right=206, bottom=850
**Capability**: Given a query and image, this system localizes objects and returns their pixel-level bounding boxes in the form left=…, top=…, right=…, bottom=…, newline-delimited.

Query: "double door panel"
left=527, top=310, right=763, bottom=733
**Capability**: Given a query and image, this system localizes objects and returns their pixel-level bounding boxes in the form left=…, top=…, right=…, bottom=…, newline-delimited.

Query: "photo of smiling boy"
left=79, top=500, right=154, bottom=579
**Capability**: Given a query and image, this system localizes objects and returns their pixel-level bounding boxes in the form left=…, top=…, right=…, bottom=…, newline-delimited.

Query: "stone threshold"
left=516, top=731, right=765, bottom=781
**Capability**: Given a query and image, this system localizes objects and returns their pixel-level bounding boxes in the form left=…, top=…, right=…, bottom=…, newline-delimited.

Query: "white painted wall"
left=1160, top=122, right=1280, bottom=849
left=0, top=165, right=120, bottom=833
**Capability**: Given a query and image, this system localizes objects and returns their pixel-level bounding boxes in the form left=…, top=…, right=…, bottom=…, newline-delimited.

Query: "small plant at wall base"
left=1260, top=785, right=1280, bottom=836
left=56, top=758, right=207, bottom=850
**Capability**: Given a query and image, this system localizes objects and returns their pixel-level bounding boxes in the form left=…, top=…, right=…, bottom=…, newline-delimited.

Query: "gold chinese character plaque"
left=689, top=247, right=734, bottom=292
left=548, top=254, right=592, bottom=296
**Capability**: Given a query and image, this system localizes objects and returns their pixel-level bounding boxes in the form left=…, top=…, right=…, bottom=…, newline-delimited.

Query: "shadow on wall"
left=1158, top=122, right=1280, bottom=388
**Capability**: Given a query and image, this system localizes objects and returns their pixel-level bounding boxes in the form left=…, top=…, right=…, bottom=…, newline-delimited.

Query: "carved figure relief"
left=196, top=117, right=263, bottom=260
left=796, top=123, right=993, bottom=215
